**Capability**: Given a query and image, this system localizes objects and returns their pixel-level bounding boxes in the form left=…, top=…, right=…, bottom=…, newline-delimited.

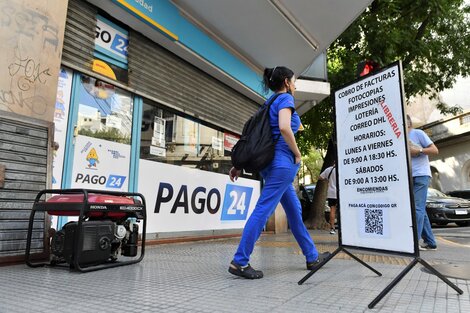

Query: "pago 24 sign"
left=154, top=182, right=253, bottom=221
left=221, top=184, right=253, bottom=221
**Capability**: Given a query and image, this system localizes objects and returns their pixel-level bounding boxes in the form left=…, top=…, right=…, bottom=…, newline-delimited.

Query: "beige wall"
left=0, top=0, right=68, bottom=122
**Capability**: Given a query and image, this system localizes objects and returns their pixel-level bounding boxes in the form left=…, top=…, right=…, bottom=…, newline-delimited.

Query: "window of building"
left=460, top=113, right=470, bottom=126
left=140, top=100, right=232, bottom=175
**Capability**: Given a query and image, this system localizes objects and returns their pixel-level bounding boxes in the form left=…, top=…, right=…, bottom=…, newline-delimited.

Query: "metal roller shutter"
left=63, top=0, right=258, bottom=134
left=0, top=113, right=53, bottom=264
left=128, top=30, right=259, bottom=134
left=61, top=0, right=96, bottom=72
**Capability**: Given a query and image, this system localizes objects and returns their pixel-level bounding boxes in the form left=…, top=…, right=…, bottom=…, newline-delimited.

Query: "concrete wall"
left=0, top=0, right=68, bottom=122
left=430, top=137, right=470, bottom=193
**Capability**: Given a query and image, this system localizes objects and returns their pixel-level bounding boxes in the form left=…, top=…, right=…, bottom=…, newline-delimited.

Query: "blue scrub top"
left=265, top=92, right=300, bottom=157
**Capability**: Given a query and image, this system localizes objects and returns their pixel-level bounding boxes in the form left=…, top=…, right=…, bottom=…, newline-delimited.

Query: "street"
left=433, top=224, right=470, bottom=247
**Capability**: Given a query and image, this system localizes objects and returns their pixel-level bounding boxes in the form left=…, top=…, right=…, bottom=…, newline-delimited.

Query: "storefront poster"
left=152, top=116, right=166, bottom=147
left=212, top=136, right=223, bottom=151
left=71, top=135, right=130, bottom=191
left=138, top=160, right=261, bottom=233
left=335, top=62, right=415, bottom=254
left=224, top=133, right=239, bottom=152
left=52, top=68, right=73, bottom=189
left=183, top=118, right=198, bottom=154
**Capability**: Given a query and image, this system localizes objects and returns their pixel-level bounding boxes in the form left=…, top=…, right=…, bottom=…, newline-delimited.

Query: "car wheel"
left=456, top=221, right=469, bottom=227
left=436, top=221, right=448, bottom=226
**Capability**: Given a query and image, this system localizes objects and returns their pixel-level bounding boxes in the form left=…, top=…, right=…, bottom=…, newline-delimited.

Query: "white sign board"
left=71, top=135, right=130, bottom=191
left=335, top=62, right=415, bottom=254
left=138, top=160, right=261, bottom=233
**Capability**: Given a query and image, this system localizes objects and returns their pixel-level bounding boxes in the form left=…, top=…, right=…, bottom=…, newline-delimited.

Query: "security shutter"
left=61, top=0, right=96, bottom=72
left=128, top=31, right=259, bottom=134
left=0, top=113, right=52, bottom=264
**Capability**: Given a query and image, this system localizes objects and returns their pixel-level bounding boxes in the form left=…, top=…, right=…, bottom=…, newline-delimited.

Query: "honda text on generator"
left=25, top=189, right=147, bottom=272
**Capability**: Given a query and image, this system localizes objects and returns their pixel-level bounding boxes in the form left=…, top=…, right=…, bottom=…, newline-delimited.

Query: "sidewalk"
left=1, top=230, right=469, bottom=313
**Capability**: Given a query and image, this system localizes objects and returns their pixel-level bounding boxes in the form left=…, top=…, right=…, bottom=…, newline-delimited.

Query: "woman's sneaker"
left=329, top=228, right=336, bottom=235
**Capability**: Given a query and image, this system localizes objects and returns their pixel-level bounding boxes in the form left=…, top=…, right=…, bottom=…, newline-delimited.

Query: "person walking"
left=319, top=162, right=337, bottom=234
left=407, top=115, right=439, bottom=250
left=228, top=66, right=328, bottom=279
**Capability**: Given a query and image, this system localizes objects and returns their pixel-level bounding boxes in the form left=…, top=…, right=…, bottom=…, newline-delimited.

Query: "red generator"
left=25, top=189, right=147, bottom=272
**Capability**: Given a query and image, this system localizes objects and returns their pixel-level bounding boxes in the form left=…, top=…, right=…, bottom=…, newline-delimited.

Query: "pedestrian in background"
left=319, top=162, right=337, bottom=234
left=228, top=66, right=329, bottom=279
left=407, top=114, right=439, bottom=250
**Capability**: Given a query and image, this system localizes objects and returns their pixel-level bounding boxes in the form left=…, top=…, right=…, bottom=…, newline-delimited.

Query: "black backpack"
left=231, top=94, right=282, bottom=172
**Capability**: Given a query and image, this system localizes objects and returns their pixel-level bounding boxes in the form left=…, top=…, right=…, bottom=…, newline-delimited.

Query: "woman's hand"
left=229, top=167, right=241, bottom=182
left=295, top=155, right=301, bottom=164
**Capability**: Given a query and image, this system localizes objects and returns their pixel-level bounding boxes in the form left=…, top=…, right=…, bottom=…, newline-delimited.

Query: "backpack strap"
left=264, top=93, right=284, bottom=142
left=264, top=93, right=282, bottom=108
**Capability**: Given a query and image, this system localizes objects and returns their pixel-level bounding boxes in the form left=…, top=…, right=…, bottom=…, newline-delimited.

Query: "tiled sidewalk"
left=1, top=231, right=469, bottom=313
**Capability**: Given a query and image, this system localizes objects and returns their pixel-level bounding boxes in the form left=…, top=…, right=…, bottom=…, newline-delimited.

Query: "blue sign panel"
left=221, top=184, right=253, bottom=221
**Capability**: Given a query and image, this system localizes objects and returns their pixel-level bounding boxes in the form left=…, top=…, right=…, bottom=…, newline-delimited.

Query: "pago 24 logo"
left=221, top=184, right=253, bottom=221
left=75, top=145, right=126, bottom=189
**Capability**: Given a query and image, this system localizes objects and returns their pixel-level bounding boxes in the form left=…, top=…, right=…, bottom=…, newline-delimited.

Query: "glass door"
left=67, top=74, right=133, bottom=191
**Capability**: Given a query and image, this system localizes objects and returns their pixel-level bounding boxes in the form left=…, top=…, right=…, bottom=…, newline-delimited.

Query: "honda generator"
left=25, top=189, right=147, bottom=272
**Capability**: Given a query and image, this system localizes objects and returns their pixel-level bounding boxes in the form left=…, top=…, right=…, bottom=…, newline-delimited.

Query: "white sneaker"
left=329, top=229, right=336, bottom=235
left=419, top=243, right=437, bottom=251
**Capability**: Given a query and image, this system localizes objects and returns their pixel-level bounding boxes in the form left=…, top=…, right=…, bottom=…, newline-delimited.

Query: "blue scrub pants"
left=413, top=176, right=437, bottom=247
left=233, top=156, right=318, bottom=266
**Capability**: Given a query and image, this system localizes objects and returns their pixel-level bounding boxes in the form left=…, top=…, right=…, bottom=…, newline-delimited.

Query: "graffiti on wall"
left=0, top=48, right=51, bottom=115
left=0, top=1, right=66, bottom=121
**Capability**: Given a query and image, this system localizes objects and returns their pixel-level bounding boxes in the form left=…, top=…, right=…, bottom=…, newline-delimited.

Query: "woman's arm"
left=279, top=108, right=301, bottom=164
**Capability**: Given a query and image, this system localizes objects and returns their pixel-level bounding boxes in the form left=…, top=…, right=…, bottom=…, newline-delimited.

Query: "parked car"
left=447, top=190, right=470, bottom=200
left=426, top=188, right=470, bottom=227
left=298, top=184, right=330, bottom=222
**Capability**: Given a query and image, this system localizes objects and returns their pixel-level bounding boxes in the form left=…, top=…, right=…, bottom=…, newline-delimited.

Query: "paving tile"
left=0, top=231, right=468, bottom=313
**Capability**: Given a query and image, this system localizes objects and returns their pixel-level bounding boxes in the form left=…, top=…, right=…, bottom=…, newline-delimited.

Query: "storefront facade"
left=53, top=0, right=265, bottom=239
left=0, top=0, right=373, bottom=264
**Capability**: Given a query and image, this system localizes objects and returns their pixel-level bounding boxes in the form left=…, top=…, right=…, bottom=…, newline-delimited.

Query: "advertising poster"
left=71, top=135, right=130, bottom=191
left=183, top=118, right=198, bottom=154
left=224, top=133, right=239, bottom=152
left=152, top=116, right=166, bottom=148
left=335, top=62, right=415, bottom=254
left=52, top=68, right=73, bottom=189
left=138, top=160, right=261, bottom=233
left=212, top=136, right=223, bottom=151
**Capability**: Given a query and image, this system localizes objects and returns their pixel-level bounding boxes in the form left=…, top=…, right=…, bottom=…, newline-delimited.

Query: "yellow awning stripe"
left=116, top=0, right=178, bottom=40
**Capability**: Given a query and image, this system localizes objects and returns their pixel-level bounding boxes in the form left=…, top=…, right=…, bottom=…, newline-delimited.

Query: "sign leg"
left=368, top=258, right=419, bottom=309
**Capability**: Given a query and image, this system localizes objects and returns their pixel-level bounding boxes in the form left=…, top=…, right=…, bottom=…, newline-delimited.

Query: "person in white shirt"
left=319, top=162, right=337, bottom=234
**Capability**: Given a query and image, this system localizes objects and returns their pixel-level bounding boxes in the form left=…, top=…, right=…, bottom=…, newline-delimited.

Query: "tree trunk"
left=304, top=179, right=330, bottom=229
left=305, top=138, right=336, bottom=229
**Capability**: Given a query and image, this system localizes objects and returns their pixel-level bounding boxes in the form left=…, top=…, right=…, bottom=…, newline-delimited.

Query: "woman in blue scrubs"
left=228, top=66, right=328, bottom=279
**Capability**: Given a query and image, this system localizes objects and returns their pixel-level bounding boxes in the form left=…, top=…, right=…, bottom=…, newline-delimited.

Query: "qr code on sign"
left=365, top=209, right=384, bottom=235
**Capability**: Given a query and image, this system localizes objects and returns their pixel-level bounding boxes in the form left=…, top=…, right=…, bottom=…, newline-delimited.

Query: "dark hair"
left=262, top=66, right=294, bottom=93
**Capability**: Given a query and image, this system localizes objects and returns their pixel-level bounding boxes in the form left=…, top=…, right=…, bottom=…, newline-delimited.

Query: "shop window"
left=460, top=113, right=470, bottom=126
left=77, top=75, right=133, bottom=144
left=141, top=101, right=232, bottom=175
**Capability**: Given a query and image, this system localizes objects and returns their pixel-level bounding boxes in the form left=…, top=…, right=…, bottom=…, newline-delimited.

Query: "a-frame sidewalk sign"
left=298, top=61, right=463, bottom=309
